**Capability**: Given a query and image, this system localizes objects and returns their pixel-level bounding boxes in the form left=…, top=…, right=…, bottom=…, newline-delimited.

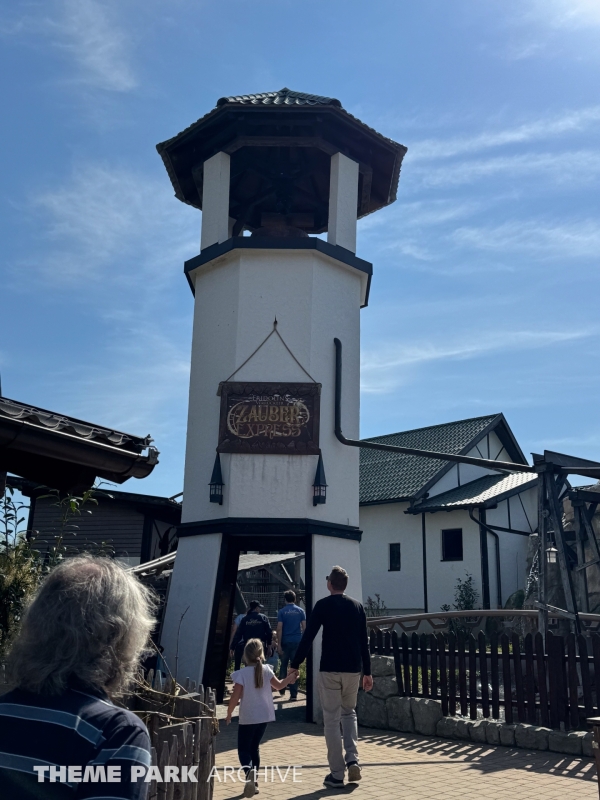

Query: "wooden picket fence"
left=369, top=629, right=600, bottom=731
left=123, top=672, right=218, bottom=800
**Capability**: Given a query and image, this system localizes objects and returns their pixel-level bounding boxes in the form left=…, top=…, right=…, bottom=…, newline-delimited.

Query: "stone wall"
left=358, top=656, right=593, bottom=757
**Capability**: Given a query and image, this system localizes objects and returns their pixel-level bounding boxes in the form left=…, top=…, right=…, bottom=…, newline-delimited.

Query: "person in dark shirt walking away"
left=230, top=600, right=272, bottom=660
left=0, top=555, right=156, bottom=800
left=289, top=565, right=372, bottom=789
left=276, top=591, right=306, bottom=701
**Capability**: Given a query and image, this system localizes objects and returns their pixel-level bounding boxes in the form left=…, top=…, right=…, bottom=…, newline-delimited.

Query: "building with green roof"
left=358, top=413, right=537, bottom=614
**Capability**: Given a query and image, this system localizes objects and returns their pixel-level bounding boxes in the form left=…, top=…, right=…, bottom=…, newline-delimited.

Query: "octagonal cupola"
left=156, top=87, right=407, bottom=247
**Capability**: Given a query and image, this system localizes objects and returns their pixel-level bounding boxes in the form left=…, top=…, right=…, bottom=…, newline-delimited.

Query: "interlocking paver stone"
left=214, top=696, right=597, bottom=800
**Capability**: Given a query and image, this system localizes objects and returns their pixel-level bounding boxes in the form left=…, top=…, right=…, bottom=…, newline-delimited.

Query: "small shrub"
left=365, top=594, right=388, bottom=617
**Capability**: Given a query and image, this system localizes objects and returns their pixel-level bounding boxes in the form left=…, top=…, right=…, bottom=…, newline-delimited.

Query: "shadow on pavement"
left=358, top=728, right=597, bottom=782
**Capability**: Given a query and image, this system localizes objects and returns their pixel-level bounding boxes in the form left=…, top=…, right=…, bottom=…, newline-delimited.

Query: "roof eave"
left=359, top=496, right=413, bottom=507
left=407, top=475, right=538, bottom=515
left=1, top=417, right=158, bottom=491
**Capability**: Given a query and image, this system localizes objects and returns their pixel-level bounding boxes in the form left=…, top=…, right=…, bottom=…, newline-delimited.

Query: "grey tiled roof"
left=0, top=397, right=153, bottom=453
left=407, top=472, right=538, bottom=514
left=359, top=415, right=501, bottom=504
left=216, top=88, right=341, bottom=108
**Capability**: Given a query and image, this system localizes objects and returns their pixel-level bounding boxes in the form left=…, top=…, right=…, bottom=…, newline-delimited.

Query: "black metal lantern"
left=209, top=452, right=224, bottom=504
left=313, top=454, right=327, bottom=506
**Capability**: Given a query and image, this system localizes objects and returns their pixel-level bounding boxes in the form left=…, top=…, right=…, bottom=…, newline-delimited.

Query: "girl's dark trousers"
left=238, top=722, right=268, bottom=776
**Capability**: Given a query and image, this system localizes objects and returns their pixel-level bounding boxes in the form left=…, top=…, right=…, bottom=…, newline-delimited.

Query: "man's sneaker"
left=347, top=762, right=362, bottom=782
left=243, top=770, right=256, bottom=797
left=323, top=773, right=345, bottom=788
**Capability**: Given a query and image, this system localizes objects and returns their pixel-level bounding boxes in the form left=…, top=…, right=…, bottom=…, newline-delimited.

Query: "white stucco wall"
left=486, top=485, right=537, bottom=604
left=163, top=244, right=365, bottom=689
left=427, top=439, right=519, bottom=499
left=359, top=497, right=531, bottom=615
left=160, top=533, right=222, bottom=684
left=359, top=503, right=425, bottom=612
left=181, top=247, right=363, bottom=527
left=424, top=509, right=483, bottom=611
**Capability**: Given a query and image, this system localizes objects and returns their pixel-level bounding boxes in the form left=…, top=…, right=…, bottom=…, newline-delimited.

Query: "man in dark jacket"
left=230, top=600, right=272, bottom=658
left=289, top=566, right=372, bottom=789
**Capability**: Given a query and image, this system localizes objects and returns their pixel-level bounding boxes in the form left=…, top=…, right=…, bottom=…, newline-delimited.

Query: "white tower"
left=157, top=88, right=406, bottom=717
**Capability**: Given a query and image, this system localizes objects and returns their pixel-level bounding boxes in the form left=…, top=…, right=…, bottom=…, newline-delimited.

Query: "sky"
left=1, top=0, right=599, bottom=497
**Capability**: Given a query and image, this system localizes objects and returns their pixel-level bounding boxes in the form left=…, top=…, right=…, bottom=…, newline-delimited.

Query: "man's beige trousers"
left=317, top=671, right=361, bottom=780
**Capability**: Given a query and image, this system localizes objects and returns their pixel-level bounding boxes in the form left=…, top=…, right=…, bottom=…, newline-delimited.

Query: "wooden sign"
left=217, top=382, right=321, bottom=454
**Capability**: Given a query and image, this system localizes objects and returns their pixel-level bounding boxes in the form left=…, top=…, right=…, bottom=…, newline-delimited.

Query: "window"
left=389, top=543, right=401, bottom=571
left=441, top=529, right=463, bottom=561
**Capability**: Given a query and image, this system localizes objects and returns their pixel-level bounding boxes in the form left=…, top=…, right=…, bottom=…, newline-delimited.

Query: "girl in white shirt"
left=226, top=638, right=297, bottom=797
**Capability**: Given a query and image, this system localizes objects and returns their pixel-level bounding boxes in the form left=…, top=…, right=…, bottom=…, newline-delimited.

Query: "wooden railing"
left=369, top=629, right=600, bottom=731
left=366, top=607, right=600, bottom=633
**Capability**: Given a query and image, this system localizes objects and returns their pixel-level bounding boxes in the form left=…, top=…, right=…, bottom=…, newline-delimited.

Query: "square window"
left=442, top=529, right=463, bottom=561
left=389, top=543, right=401, bottom=571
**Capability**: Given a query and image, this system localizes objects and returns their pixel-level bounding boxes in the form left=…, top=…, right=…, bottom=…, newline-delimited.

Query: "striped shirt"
left=0, top=684, right=151, bottom=799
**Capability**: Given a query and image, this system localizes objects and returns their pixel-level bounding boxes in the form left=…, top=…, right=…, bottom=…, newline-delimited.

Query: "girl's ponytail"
left=243, top=638, right=265, bottom=688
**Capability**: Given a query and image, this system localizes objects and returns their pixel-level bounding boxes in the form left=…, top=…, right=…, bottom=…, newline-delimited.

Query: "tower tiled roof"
left=216, top=88, right=341, bottom=107
left=359, top=414, right=522, bottom=505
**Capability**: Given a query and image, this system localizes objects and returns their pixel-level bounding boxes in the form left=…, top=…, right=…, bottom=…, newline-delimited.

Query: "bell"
left=251, top=212, right=310, bottom=238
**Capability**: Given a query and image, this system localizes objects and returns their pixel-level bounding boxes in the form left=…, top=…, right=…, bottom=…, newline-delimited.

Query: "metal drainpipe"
left=333, top=338, right=533, bottom=474
left=469, top=508, right=502, bottom=608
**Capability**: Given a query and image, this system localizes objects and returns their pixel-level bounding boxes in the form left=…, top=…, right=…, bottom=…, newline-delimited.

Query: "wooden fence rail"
left=369, top=630, right=600, bottom=731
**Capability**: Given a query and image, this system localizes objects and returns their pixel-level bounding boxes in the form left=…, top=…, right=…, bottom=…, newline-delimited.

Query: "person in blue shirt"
left=276, top=591, right=306, bottom=700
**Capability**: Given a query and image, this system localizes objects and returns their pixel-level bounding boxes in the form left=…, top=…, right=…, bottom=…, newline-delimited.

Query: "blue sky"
left=1, top=0, right=599, bottom=496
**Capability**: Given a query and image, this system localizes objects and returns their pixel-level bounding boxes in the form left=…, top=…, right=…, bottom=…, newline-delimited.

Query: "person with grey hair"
left=0, top=555, right=156, bottom=799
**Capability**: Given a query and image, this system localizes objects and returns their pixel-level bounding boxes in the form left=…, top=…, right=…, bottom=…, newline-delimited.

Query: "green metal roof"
left=406, top=471, right=538, bottom=514
left=359, top=414, right=508, bottom=505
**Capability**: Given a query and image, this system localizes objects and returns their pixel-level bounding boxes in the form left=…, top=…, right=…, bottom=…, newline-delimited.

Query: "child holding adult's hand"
left=225, top=639, right=297, bottom=798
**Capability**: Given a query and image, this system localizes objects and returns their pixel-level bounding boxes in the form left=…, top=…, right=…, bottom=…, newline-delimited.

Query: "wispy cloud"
left=527, top=0, right=600, bottom=29
left=17, top=161, right=197, bottom=490
left=2, top=0, right=136, bottom=92
left=361, top=328, right=596, bottom=394
left=27, top=162, right=198, bottom=287
left=413, top=150, right=600, bottom=189
left=410, top=106, right=600, bottom=162
left=451, top=219, right=600, bottom=260
left=56, top=0, right=135, bottom=91
left=359, top=200, right=484, bottom=263
left=55, top=325, right=191, bottom=437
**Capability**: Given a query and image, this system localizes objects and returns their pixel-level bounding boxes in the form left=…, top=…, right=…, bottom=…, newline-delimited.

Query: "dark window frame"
left=389, top=542, right=401, bottom=572
left=441, top=528, right=463, bottom=562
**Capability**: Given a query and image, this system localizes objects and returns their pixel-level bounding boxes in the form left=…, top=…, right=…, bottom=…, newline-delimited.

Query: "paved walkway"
left=214, top=694, right=598, bottom=800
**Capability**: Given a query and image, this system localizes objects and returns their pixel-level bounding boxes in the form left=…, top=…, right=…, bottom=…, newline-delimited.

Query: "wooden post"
left=157, top=741, right=169, bottom=800
left=586, top=717, right=600, bottom=798
left=537, top=471, right=548, bottom=639
left=546, top=471, right=581, bottom=634
left=149, top=747, right=158, bottom=800
left=478, top=631, right=490, bottom=719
